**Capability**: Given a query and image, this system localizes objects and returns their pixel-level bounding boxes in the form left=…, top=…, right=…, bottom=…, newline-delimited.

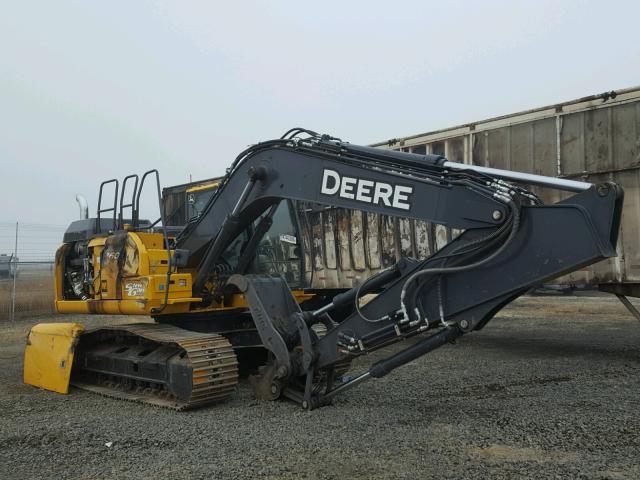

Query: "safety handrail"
left=118, top=174, right=139, bottom=229
left=96, top=179, right=119, bottom=233
left=136, top=169, right=172, bottom=314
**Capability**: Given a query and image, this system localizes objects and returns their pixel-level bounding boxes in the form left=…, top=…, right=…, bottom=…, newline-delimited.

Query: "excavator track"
left=71, top=323, right=238, bottom=410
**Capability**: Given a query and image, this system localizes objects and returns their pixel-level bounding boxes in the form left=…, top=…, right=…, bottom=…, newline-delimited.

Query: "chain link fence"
left=0, top=222, right=66, bottom=321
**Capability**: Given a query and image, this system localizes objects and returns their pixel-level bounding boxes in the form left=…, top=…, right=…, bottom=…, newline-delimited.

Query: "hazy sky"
left=1, top=0, right=639, bottom=234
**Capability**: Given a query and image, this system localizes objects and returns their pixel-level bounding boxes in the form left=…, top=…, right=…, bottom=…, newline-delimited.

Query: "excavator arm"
left=25, top=128, right=623, bottom=411
left=173, top=130, right=622, bottom=409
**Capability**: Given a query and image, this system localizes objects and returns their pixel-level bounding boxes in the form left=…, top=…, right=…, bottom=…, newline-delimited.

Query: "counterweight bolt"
left=492, top=210, right=503, bottom=221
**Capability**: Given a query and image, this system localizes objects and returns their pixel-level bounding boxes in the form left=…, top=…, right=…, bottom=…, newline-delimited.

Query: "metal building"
left=0, top=254, right=16, bottom=279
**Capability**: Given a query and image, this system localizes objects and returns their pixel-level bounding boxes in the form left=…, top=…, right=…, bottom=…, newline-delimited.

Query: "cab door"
left=254, top=200, right=303, bottom=288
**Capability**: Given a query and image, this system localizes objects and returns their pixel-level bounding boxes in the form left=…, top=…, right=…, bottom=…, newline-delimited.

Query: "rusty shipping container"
left=352, top=86, right=640, bottom=296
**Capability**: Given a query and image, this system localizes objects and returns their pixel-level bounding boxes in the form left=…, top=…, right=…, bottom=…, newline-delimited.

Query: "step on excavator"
left=24, top=128, right=624, bottom=410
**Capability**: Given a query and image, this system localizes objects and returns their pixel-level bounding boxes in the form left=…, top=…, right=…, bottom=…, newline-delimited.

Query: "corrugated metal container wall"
left=301, top=88, right=640, bottom=290
left=366, top=87, right=640, bottom=290
left=297, top=203, right=440, bottom=290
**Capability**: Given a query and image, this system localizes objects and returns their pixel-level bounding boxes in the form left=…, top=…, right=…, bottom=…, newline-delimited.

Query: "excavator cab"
left=186, top=181, right=219, bottom=220
left=165, top=177, right=303, bottom=285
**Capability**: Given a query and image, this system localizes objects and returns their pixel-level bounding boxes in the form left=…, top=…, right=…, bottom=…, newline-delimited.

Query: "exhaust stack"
left=75, top=194, right=89, bottom=219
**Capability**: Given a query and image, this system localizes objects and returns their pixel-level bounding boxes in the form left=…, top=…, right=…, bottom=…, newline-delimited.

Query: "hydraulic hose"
left=411, top=212, right=516, bottom=320
left=400, top=198, right=521, bottom=326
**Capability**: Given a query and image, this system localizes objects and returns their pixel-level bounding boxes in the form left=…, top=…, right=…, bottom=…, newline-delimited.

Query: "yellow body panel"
left=55, top=230, right=314, bottom=315
left=186, top=181, right=219, bottom=193
left=23, top=323, right=84, bottom=394
left=55, top=291, right=312, bottom=315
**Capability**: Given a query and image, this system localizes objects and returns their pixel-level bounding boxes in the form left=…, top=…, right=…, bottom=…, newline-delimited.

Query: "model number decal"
left=125, top=281, right=145, bottom=297
left=320, top=169, right=413, bottom=211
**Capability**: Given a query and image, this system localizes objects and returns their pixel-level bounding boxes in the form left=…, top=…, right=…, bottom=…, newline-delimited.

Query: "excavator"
left=24, top=128, right=623, bottom=410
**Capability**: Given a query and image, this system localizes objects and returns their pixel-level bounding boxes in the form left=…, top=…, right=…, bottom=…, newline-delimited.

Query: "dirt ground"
left=1, top=294, right=639, bottom=479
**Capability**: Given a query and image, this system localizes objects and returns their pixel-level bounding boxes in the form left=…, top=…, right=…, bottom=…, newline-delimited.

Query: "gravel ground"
left=1, top=294, right=639, bottom=479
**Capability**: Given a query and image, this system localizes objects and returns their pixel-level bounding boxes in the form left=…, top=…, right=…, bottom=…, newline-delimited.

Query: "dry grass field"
left=0, top=268, right=55, bottom=321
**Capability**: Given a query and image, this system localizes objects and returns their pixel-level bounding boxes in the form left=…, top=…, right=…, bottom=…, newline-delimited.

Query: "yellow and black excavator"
left=24, top=128, right=624, bottom=410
